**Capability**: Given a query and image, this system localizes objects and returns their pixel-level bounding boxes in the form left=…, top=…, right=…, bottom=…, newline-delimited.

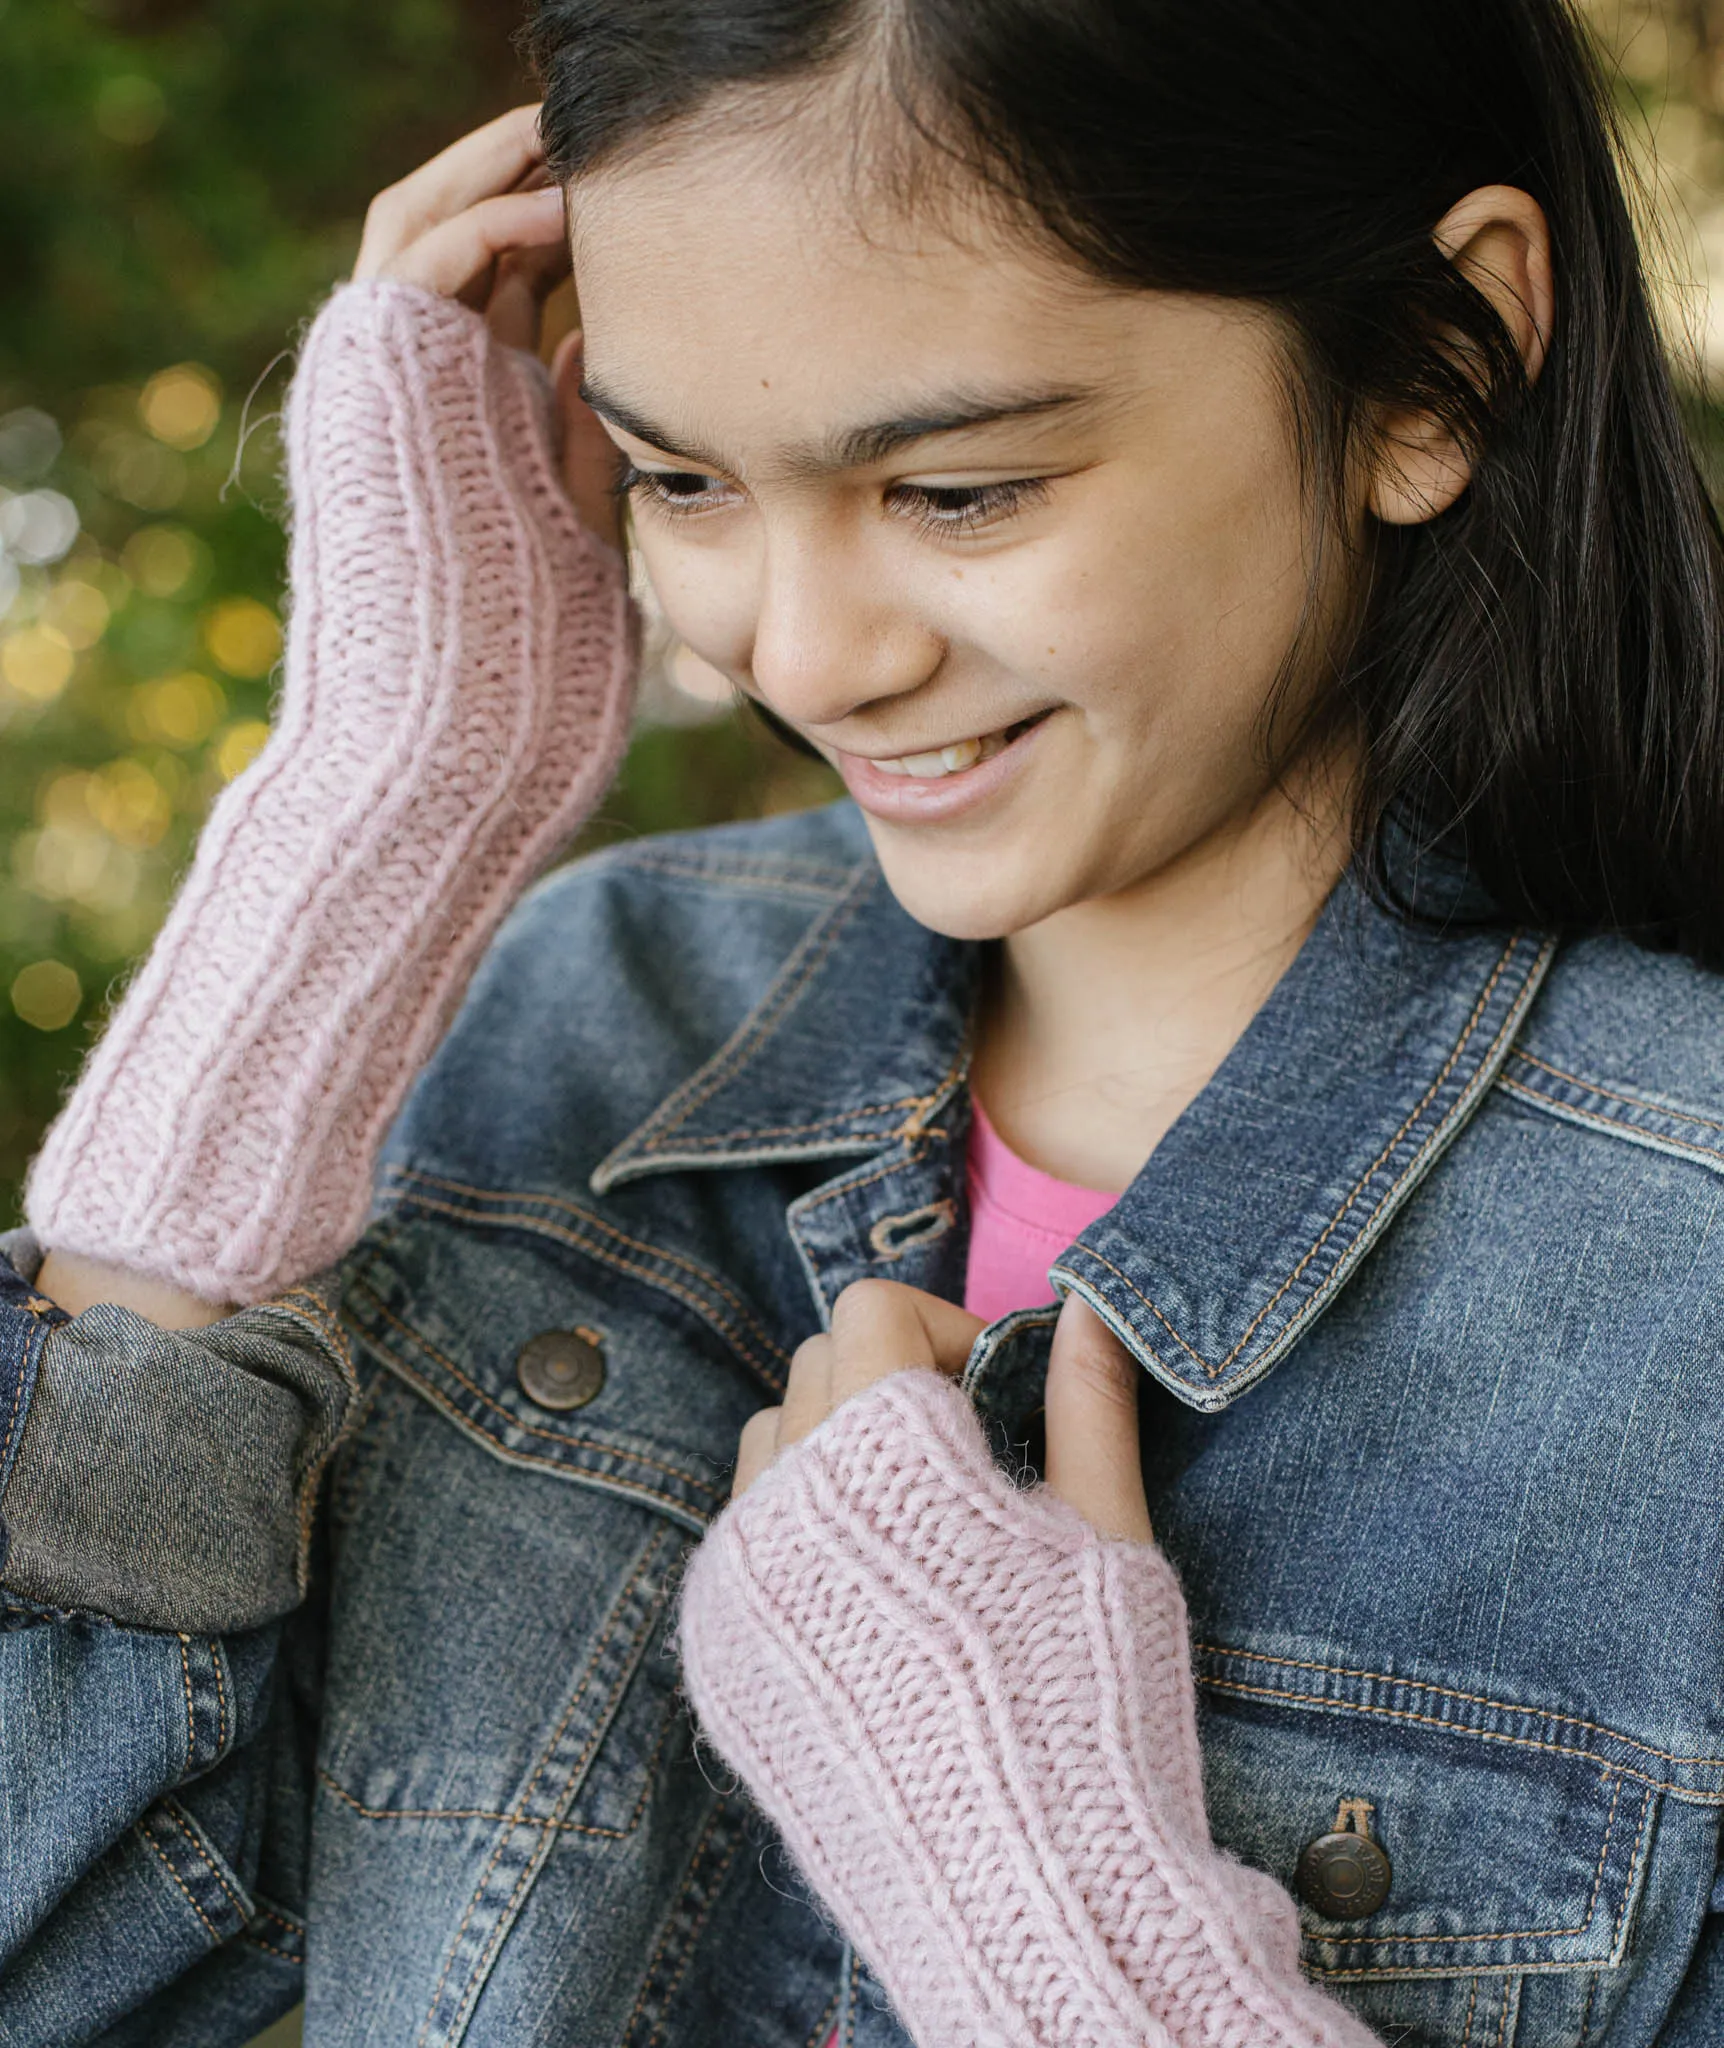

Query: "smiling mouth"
left=867, top=710, right=1053, bottom=779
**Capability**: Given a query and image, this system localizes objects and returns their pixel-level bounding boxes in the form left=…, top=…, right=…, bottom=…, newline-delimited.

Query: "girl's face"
left=572, top=130, right=1352, bottom=941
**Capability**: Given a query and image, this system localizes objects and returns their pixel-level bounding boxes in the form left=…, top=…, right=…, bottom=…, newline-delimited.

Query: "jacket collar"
left=594, top=829, right=1554, bottom=1412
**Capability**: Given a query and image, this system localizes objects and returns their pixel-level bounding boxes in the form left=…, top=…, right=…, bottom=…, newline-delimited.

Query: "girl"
left=3, top=1, right=1722, bottom=2043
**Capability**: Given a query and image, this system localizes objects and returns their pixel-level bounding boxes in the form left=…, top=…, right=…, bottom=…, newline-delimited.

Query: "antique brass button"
left=1296, top=1800, right=1392, bottom=1920
left=516, top=1328, right=606, bottom=1411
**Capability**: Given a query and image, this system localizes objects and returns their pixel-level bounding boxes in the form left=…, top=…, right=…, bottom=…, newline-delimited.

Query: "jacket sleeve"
left=0, top=1227, right=353, bottom=2039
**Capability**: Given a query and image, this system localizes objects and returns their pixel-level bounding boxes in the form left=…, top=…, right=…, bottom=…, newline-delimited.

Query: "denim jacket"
left=3, top=798, right=1723, bottom=2048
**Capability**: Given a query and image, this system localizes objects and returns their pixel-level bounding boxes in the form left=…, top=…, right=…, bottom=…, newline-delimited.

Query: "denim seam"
left=211, top=1642, right=229, bottom=1757
left=365, top=1345, right=712, bottom=1528
left=1204, top=1675, right=1709, bottom=1798
left=1316, top=1774, right=1621, bottom=1946
left=1577, top=1970, right=1599, bottom=2048
left=1495, top=1977, right=1513, bottom=2047
left=795, top=1149, right=933, bottom=1221
left=844, top=1947, right=862, bottom=2048
left=629, top=878, right=876, bottom=1155
left=1611, top=1790, right=1655, bottom=1953
left=352, top=1278, right=724, bottom=1496
left=389, top=1168, right=792, bottom=1373
left=1195, top=1646, right=1724, bottom=1768
left=443, top=1588, right=669, bottom=2043
left=805, top=1982, right=843, bottom=2048
left=136, top=1818, right=221, bottom=1942
left=160, top=1798, right=250, bottom=1922
left=251, top=1902, right=305, bottom=1941
left=1460, top=1975, right=1479, bottom=2047
left=420, top=1523, right=674, bottom=2043
left=1075, top=936, right=1527, bottom=1381
left=619, top=1795, right=746, bottom=2048
left=314, top=1684, right=676, bottom=1835
left=1495, top=1076, right=1724, bottom=1173
left=244, top=1931, right=301, bottom=1965
left=174, top=1635, right=196, bottom=1765
left=647, top=1100, right=930, bottom=1150
left=1510, top=1049, right=1724, bottom=1134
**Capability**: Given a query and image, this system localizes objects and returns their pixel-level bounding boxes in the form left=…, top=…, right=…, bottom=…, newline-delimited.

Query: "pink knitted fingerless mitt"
left=679, top=1371, right=1380, bottom=2048
left=26, top=279, right=637, bottom=1303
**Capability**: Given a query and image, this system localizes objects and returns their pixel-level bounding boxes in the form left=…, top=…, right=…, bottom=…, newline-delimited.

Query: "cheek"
left=635, top=529, right=759, bottom=674
left=1055, top=448, right=1312, bottom=740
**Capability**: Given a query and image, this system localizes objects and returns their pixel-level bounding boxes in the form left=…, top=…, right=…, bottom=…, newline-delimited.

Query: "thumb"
left=1044, top=1293, right=1154, bottom=1543
left=549, top=328, right=623, bottom=551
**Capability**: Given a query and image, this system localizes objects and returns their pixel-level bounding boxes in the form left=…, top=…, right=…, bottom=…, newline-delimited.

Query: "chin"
left=869, top=837, right=1070, bottom=943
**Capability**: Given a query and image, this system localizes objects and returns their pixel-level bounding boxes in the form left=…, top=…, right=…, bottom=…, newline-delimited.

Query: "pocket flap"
left=1199, top=1684, right=1659, bottom=1979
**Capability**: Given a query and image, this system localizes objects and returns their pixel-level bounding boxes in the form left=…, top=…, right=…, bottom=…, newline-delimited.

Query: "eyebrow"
left=577, top=376, right=1094, bottom=477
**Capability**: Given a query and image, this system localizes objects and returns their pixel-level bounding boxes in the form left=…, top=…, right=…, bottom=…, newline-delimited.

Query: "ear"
left=1369, top=184, right=1555, bottom=528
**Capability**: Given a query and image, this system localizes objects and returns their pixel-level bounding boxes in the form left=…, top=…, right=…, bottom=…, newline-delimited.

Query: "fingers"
left=1043, top=1294, right=1154, bottom=1543
left=370, top=188, right=567, bottom=302
left=355, top=105, right=546, bottom=278
left=731, top=1282, right=987, bottom=1498
left=550, top=330, right=625, bottom=549
left=485, top=238, right=572, bottom=353
left=732, top=1406, right=782, bottom=1498
left=826, top=1280, right=985, bottom=1415
left=776, top=1333, right=833, bottom=1451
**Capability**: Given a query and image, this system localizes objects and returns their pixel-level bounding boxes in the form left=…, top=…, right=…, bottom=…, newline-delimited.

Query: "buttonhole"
left=869, top=1200, right=957, bottom=1261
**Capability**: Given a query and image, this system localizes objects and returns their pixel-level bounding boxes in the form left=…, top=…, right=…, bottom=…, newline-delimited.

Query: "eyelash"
left=616, top=465, right=1050, bottom=537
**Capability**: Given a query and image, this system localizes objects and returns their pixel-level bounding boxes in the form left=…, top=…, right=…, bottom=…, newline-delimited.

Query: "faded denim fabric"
left=3, top=797, right=1724, bottom=2046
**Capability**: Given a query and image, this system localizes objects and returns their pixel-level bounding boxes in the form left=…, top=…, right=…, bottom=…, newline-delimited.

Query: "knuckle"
left=831, top=1277, right=898, bottom=1325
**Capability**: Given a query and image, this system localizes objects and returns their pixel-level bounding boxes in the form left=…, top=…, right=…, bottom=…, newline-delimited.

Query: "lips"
left=867, top=712, right=1052, bottom=779
left=833, top=709, right=1056, bottom=823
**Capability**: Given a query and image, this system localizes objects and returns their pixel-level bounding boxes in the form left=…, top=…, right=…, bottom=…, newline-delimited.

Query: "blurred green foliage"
left=0, top=0, right=831, bottom=1220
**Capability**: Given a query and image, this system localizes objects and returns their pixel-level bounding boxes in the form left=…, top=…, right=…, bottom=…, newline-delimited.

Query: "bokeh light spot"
left=11, top=960, right=82, bottom=1033
left=203, top=598, right=281, bottom=678
left=93, top=74, right=167, bottom=147
left=140, top=365, right=222, bottom=451
left=2, top=626, right=75, bottom=702
left=41, top=579, right=111, bottom=651
left=215, top=719, right=272, bottom=781
left=128, top=669, right=226, bottom=747
left=0, top=409, right=61, bottom=481
left=88, top=759, right=172, bottom=847
left=122, top=523, right=208, bottom=598
left=0, top=488, right=79, bottom=565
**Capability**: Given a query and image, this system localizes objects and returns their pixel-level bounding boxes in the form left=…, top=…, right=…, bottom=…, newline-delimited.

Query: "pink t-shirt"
left=963, top=1100, right=1117, bottom=1321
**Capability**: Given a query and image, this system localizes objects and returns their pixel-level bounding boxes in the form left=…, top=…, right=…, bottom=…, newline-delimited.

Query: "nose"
left=747, top=522, right=943, bottom=731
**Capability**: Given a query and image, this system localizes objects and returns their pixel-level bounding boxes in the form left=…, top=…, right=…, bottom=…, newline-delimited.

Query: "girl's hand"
left=735, top=1281, right=1154, bottom=1542
left=352, top=103, right=619, bottom=546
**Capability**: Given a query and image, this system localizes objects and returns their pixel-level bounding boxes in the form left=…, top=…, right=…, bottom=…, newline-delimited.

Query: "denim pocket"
left=1195, top=1664, right=1705, bottom=2048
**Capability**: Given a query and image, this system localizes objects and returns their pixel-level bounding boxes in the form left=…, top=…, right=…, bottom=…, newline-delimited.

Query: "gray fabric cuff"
left=0, top=1268, right=356, bottom=1634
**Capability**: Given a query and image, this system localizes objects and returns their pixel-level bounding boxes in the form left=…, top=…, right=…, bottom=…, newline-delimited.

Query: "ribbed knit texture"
left=26, top=279, right=637, bottom=1303
left=680, top=1371, right=1380, bottom=2048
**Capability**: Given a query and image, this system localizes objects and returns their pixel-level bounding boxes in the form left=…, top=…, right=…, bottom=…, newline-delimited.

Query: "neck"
left=971, top=772, right=1350, bottom=1191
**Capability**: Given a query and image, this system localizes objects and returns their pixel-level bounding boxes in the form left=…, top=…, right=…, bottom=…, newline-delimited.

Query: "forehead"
left=568, top=130, right=1142, bottom=435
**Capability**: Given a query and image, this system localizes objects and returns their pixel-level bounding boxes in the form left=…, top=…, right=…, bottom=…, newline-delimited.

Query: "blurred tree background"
left=0, top=0, right=1719, bottom=1235
left=0, top=0, right=836, bottom=1221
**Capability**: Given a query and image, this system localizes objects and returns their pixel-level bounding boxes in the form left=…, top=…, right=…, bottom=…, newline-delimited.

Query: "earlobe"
left=1368, top=183, right=1555, bottom=530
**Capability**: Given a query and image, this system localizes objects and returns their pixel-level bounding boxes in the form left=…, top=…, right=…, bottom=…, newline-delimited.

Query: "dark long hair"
left=525, top=0, right=1724, bottom=965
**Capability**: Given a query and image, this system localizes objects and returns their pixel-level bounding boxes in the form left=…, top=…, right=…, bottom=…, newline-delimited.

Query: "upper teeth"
left=873, top=733, right=1005, bottom=779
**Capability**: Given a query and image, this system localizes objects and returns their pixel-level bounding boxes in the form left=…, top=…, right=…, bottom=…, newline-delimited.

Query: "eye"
left=618, top=463, right=740, bottom=519
left=888, top=477, right=1051, bottom=538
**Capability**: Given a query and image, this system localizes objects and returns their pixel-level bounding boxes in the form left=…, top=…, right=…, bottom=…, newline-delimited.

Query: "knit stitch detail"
left=26, top=279, right=638, bottom=1302
left=679, top=1371, right=1380, bottom=2048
